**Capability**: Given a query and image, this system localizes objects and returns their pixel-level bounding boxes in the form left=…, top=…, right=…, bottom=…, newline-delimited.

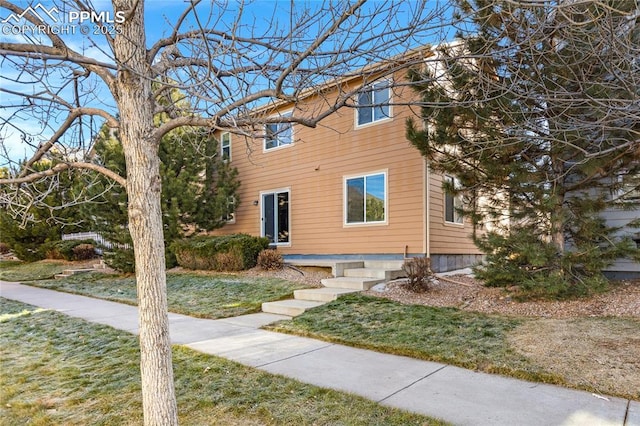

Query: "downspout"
left=424, top=159, right=431, bottom=259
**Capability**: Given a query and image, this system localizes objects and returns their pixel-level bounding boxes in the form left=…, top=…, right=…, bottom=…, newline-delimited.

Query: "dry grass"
left=270, top=291, right=640, bottom=400
left=509, top=317, right=640, bottom=400
left=1, top=298, right=448, bottom=425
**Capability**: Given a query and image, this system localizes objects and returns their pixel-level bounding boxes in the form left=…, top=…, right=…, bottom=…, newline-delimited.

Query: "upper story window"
left=265, top=112, right=293, bottom=150
left=444, top=175, right=463, bottom=224
left=221, top=132, right=231, bottom=161
left=356, top=81, right=391, bottom=127
left=345, top=171, right=387, bottom=225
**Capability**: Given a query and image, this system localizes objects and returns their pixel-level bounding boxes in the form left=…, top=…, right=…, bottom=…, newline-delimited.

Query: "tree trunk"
left=550, top=151, right=566, bottom=257
left=113, top=1, right=178, bottom=424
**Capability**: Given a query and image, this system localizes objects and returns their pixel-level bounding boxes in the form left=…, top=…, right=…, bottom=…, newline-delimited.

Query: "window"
left=223, top=196, right=236, bottom=223
left=444, top=175, right=463, bottom=224
left=614, top=172, right=640, bottom=202
left=221, top=132, right=231, bottom=161
left=356, top=81, right=391, bottom=126
left=262, top=190, right=290, bottom=244
left=265, top=112, right=293, bottom=150
left=345, top=172, right=386, bottom=224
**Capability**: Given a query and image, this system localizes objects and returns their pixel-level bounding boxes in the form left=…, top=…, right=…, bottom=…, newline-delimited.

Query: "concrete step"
left=343, top=268, right=405, bottom=280
left=294, top=287, right=360, bottom=302
left=54, top=269, right=95, bottom=279
left=261, top=299, right=325, bottom=317
left=93, top=261, right=108, bottom=269
left=54, top=273, right=72, bottom=279
left=321, top=277, right=383, bottom=290
left=65, top=268, right=95, bottom=275
left=364, top=260, right=405, bottom=270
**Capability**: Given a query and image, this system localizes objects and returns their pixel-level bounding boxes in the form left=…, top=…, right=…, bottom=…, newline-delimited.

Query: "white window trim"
left=613, top=172, right=640, bottom=203
left=444, top=175, right=464, bottom=226
left=224, top=195, right=236, bottom=224
left=263, top=110, right=294, bottom=152
left=221, top=132, right=231, bottom=162
left=354, top=80, right=393, bottom=129
left=259, top=187, right=292, bottom=246
left=343, top=169, right=388, bottom=227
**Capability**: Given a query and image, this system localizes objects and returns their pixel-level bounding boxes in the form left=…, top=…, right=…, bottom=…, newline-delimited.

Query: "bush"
left=171, top=234, right=270, bottom=271
left=214, top=247, right=244, bottom=271
left=101, top=245, right=176, bottom=274
left=402, top=257, right=433, bottom=293
left=72, top=244, right=97, bottom=260
left=257, top=249, right=284, bottom=270
left=103, top=248, right=135, bottom=274
left=473, top=229, right=613, bottom=300
left=40, top=239, right=97, bottom=261
left=0, top=242, right=10, bottom=254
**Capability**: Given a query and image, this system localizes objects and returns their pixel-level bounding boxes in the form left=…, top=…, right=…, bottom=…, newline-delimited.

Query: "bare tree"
left=0, top=0, right=449, bottom=423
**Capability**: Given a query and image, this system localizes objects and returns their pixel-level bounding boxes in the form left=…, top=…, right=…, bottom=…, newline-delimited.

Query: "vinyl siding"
left=602, top=206, right=640, bottom=273
left=428, top=173, right=479, bottom=254
left=212, top=71, right=480, bottom=257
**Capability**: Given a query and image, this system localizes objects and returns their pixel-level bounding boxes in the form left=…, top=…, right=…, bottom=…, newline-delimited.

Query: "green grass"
left=266, top=294, right=562, bottom=385
left=0, top=298, right=448, bottom=426
left=0, top=260, right=71, bottom=281
left=29, top=272, right=310, bottom=319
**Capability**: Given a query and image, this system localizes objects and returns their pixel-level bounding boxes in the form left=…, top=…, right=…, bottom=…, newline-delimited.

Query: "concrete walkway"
left=1, top=281, right=637, bottom=426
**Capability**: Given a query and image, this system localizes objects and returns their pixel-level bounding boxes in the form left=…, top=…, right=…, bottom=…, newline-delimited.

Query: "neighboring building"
left=211, top=56, right=484, bottom=272
left=603, top=171, right=640, bottom=278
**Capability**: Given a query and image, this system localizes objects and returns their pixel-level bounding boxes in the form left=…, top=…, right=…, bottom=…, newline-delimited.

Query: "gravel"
left=365, top=274, right=640, bottom=319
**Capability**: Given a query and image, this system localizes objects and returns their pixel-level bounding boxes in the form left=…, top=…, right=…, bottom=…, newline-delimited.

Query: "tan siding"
left=428, top=173, right=480, bottom=254
left=212, top=70, right=481, bottom=257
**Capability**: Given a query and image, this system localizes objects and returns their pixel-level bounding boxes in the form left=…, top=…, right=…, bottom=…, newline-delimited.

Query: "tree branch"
left=1, top=162, right=126, bottom=187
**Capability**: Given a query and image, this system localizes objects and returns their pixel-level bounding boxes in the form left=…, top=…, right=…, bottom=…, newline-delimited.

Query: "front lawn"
left=29, top=271, right=309, bottom=319
left=0, top=298, right=446, bottom=425
left=267, top=294, right=546, bottom=379
left=0, top=260, right=71, bottom=281
left=266, top=293, right=640, bottom=400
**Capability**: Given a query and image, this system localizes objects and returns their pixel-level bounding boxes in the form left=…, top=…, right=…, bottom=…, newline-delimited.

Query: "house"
left=211, top=54, right=484, bottom=273
left=603, top=171, right=640, bottom=279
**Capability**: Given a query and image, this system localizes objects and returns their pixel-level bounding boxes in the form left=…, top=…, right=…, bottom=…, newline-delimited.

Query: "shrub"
left=40, top=239, right=97, bottom=261
left=0, top=242, right=10, bottom=254
left=72, top=244, right=97, bottom=260
left=473, top=228, right=615, bottom=300
left=402, top=257, right=433, bottom=293
left=257, top=249, right=284, bottom=270
left=171, top=234, right=270, bottom=271
left=214, top=247, right=244, bottom=271
left=103, top=248, right=136, bottom=274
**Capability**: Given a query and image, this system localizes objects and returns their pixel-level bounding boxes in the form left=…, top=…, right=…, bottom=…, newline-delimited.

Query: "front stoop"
left=54, top=259, right=113, bottom=279
left=261, top=299, right=325, bottom=317
left=262, top=261, right=406, bottom=317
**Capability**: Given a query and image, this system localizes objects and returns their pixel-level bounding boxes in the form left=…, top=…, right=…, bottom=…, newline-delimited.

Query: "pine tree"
left=85, top=126, right=240, bottom=272
left=406, top=0, right=640, bottom=297
left=0, top=157, right=88, bottom=261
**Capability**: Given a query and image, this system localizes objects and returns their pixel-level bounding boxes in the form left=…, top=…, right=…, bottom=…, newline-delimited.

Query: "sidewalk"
left=1, top=281, right=637, bottom=426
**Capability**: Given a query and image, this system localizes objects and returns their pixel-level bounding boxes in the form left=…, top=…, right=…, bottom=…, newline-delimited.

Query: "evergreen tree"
left=86, top=126, right=240, bottom=272
left=406, top=0, right=640, bottom=297
left=0, top=158, right=89, bottom=261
